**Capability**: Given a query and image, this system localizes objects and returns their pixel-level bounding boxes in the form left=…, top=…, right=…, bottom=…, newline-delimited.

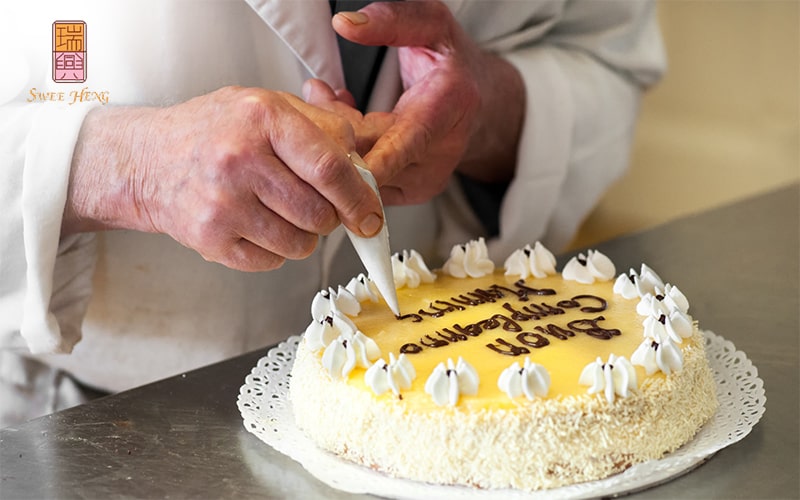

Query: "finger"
left=354, top=110, right=395, bottom=156
left=301, top=78, right=357, bottom=110
left=364, top=68, right=473, bottom=185
left=378, top=184, right=423, bottom=207
left=333, top=88, right=357, bottom=108
left=234, top=200, right=320, bottom=261
left=219, top=239, right=286, bottom=272
left=187, top=188, right=320, bottom=266
left=262, top=100, right=384, bottom=238
left=279, top=91, right=359, bottom=154
left=300, top=80, right=394, bottom=157
left=332, top=1, right=454, bottom=48
left=302, top=78, right=339, bottom=104
left=250, top=157, right=340, bottom=236
left=378, top=164, right=450, bottom=206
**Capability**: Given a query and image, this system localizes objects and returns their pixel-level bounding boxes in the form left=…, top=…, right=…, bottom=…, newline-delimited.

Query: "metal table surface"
left=2, top=185, right=798, bottom=499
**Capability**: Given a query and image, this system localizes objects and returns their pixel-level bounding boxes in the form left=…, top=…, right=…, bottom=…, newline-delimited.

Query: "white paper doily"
left=237, top=331, right=766, bottom=499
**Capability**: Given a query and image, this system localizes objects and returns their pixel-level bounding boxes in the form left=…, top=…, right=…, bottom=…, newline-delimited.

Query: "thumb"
left=332, top=1, right=454, bottom=48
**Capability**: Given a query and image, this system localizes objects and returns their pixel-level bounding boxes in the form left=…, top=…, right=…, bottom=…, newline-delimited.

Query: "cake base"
left=290, top=329, right=718, bottom=491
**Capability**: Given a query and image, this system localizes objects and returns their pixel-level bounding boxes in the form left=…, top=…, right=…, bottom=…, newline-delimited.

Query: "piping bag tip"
left=344, top=153, right=401, bottom=316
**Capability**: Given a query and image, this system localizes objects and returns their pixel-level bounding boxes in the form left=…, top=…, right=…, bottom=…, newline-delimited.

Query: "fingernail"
left=359, top=212, right=383, bottom=237
left=337, top=11, right=368, bottom=25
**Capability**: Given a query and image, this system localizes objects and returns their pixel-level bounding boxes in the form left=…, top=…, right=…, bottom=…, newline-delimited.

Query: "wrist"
left=457, top=52, right=525, bottom=183
left=62, top=106, right=160, bottom=236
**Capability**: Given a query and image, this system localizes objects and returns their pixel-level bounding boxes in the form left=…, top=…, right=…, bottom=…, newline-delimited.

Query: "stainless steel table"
left=2, top=185, right=798, bottom=499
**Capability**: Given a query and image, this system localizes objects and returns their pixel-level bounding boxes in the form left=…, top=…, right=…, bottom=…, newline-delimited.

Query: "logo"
left=27, top=20, right=109, bottom=105
left=53, top=21, right=86, bottom=83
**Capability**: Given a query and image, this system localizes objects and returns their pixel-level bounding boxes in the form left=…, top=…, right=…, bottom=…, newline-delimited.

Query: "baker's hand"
left=302, top=78, right=395, bottom=158
left=332, top=1, right=525, bottom=205
left=63, top=86, right=384, bottom=271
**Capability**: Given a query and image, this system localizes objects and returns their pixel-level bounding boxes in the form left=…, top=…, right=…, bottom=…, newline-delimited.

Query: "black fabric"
left=330, top=0, right=388, bottom=112
left=457, top=173, right=510, bottom=238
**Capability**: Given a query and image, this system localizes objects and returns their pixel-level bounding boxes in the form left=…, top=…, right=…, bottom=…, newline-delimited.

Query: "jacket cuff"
left=21, top=102, right=98, bottom=354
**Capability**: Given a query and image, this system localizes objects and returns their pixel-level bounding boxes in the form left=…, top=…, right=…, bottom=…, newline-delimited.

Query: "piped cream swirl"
left=631, top=337, right=684, bottom=375
left=637, top=283, right=693, bottom=344
left=503, top=242, right=557, bottom=279
left=442, top=238, right=494, bottom=278
left=304, top=310, right=359, bottom=352
left=497, top=358, right=550, bottom=400
left=311, top=286, right=360, bottom=322
left=391, top=249, right=436, bottom=289
left=345, top=273, right=380, bottom=303
left=424, top=357, right=479, bottom=406
left=321, top=329, right=381, bottom=380
left=614, top=264, right=665, bottom=299
left=365, top=353, right=416, bottom=396
left=562, top=249, right=615, bottom=284
left=578, top=354, right=637, bottom=404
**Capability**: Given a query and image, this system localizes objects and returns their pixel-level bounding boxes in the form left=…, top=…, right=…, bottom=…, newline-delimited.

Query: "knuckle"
left=187, top=197, right=230, bottom=250
left=189, top=219, right=221, bottom=254
left=309, top=149, right=346, bottom=186
left=207, top=143, right=243, bottom=178
left=232, top=87, right=281, bottom=125
left=328, top=113, right=350, bottom=133
left=428, top=1, right=451, bottom=22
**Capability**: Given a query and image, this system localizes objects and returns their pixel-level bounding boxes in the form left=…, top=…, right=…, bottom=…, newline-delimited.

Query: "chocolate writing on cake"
left=395, top=280, right=556, bottom=323
left=397, top=285, right=620, bottom=356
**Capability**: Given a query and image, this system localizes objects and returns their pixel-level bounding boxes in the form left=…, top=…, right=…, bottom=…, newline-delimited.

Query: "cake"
left=289, top=238, right=718, bottom=491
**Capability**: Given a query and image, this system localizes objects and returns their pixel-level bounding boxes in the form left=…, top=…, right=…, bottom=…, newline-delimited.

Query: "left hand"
left=330, top=1, right=525, bottom=206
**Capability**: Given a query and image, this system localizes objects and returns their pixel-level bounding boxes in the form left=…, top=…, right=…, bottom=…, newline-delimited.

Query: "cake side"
left=290, top=326, right=717, bottom=490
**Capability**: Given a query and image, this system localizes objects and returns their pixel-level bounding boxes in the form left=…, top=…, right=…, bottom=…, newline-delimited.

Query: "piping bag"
left=344, top=152, right=401, bottom=316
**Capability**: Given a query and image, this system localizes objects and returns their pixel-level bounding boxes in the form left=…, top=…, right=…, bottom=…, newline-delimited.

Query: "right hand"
left=64, top=86, right=385, bottom=271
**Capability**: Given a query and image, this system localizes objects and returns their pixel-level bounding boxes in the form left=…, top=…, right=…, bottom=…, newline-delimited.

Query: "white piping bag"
left=344, top=152, right=400, bottom=316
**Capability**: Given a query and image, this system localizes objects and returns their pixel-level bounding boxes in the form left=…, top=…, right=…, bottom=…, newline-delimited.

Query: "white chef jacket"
left=0, top=0, right=665, bottom=426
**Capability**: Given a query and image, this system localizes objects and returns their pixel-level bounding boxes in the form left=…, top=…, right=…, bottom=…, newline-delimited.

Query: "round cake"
left=289, top=239, right=718, bottom=491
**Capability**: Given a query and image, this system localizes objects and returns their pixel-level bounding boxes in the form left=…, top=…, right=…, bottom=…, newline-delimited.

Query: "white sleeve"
left=487, top=0, right=666, bottom=258
left=0, top=102, right=98, bottom=355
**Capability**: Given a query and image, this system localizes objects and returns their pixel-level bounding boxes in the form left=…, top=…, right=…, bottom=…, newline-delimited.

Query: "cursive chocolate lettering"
left=418, top=308, right=445, bottom=318
left=516, top=331, right=550, bottom=348
left=494, top=314, right=522, bottom=332
left=571, top=294, right=607, bottom=313
left=479, top=316, right=500, bottom=330
left=452, top=323, right=483, bottom=337
left=522, top=302, right=565, bottom=320
left=397, top=312, right=423, bottom=322
left=467, top=288, right=504, bottom=303
left=435, top=300, right=466, bottom=311
left=400, top=343, right=422, bottom=354
left=501, top=303, right=534, bottom=322
left=437, top=328, right=469, bottom=343
left=419, top=335, right=449, bottom=348
left=567, top=316, right=621, bottom=339
left=533, top=323, right=575, bottom=340
left=450, top=294, right=486, bottom=307
left=391, top=285, right=622, bottom=357
left=513, top=280, right=557, bottom=297
left=486, top=338, right=530, bottom=356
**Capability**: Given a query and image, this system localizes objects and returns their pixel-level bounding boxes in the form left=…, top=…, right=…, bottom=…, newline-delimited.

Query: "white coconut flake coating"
left=290, top=326, right=717, bottom=491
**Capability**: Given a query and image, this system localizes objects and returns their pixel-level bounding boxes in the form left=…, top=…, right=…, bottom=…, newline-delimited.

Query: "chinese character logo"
left=53, top=21, right=86, bottom=83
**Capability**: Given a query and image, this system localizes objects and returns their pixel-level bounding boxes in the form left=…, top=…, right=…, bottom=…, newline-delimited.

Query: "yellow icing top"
left=337, top=271, right=652, bottom=411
